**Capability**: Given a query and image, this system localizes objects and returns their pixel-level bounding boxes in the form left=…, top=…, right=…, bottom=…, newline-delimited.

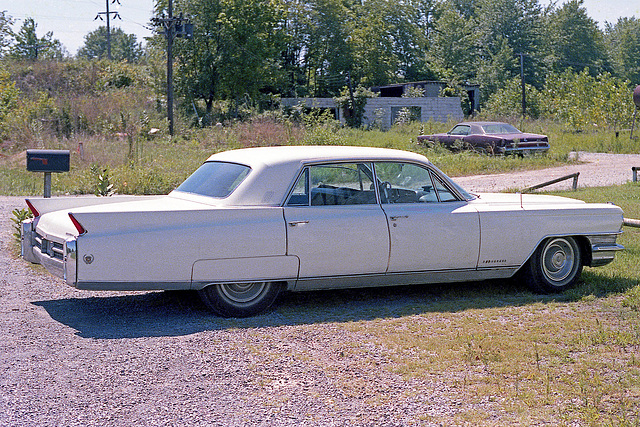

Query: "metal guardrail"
left=522, top=172, right=580, bottom=193
left=520, top=167, right=640, bottom=227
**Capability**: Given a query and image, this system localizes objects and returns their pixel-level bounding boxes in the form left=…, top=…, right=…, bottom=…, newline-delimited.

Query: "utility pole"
left=151, top=3, right=193, bottom=137
left=518, top=53, right=526, bottom=118
left=95, top=0, right=121, bottom=60
left=25, top=42, right=47, bottom=59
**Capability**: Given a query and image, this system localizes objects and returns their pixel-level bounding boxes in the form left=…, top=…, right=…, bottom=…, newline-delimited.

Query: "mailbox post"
left=26, top=149, right=70, bottom=198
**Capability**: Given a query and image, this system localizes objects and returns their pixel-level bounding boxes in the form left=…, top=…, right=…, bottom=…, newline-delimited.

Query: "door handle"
left=389, top=215, right=408, bottom=221
left=288, top=220, right=309, bottom=227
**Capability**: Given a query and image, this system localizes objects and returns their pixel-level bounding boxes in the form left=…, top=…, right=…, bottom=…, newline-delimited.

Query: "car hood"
left=472, top=192, right=586, bottom=206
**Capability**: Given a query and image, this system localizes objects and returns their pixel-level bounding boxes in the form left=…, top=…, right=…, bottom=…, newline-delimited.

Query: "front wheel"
left=523, top=237, right=583, bottom=293
left=198, top=282, right=283, bottom=318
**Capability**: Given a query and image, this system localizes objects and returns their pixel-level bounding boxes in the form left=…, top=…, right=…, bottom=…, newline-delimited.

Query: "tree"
left=427, top=1, right=479, bottom=83
left=9, top=17, right=66, bottom=59
left=351, top=0, right=427, bottom=87
left=605, top=17, right=640, bottom=84
left=474, top=0, right=545, bottom=95
left=0, top=10, right=14, bottom=55
left=302, top=0, right=356, bottom=96
left=543, top=0, right=608, bottom=75
left=77, top=26, right=143, bottom=62
left=155, top=0, right=287, bottom=114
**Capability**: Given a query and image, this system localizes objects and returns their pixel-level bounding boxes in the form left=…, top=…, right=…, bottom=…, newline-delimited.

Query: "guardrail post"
left=633, top=167, right=639, bottom=182
left=522, top=172, right=580, bottom=193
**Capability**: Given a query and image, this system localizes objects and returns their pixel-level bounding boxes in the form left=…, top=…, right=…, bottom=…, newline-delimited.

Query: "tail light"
left=25, top=199, right=40, bottom=217
left=68, top=213, right=87, bottom=235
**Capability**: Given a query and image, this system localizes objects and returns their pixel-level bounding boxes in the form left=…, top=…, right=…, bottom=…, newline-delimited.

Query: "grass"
left=222, top=184, right=640, bottom=425
left=4, top=117, right=640, bottom=423
left=2, top=118, right=637, bottom=196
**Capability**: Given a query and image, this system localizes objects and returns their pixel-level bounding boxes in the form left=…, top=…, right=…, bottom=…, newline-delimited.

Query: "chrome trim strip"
left=64, top=238, right=77, bottom=286
left=21, top=220, right=38, bottom=264
left=75, top=281, right=194, bottom=291
left=586, top=233, right=624, bottom=267
left=33, top=248, right=65, bottom=280
left=590, top=243, right=624, bottom=267
left=293, top=267, right=519, bottom=291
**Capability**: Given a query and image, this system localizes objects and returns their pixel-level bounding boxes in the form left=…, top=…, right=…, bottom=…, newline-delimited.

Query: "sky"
left=1, top=0, right=639, bottom=56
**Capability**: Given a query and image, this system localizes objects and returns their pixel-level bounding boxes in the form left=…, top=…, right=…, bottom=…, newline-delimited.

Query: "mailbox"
left=26, top=149, right=70, bottom=173
left=26, top=149, right=71, bottom=198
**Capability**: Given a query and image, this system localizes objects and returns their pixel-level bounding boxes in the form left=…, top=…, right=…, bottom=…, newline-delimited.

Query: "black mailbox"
left=26, top=149, right=70, bottom=173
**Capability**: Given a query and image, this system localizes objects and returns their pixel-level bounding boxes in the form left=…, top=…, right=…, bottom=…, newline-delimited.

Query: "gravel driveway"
left=1, top=153, right=637, bottom=426
left=455, top=151, right=640, bottom=192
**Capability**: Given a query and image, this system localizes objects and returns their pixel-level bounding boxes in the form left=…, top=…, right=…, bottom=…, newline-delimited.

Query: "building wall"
left=280, top=97, right=463, bottom=129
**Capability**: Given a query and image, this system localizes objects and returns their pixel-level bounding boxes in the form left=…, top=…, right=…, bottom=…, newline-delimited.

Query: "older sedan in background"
left=21, top=146, right=621, bottom=317
left=418, top=121, right=550, bottom=155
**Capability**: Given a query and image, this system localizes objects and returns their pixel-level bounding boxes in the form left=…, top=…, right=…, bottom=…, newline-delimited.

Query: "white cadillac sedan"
left=21, top=146, right=624, bottom=317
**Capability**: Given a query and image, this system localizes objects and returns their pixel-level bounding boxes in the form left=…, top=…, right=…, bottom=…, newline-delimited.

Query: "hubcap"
left=542, top=238, right=575, bottom=284
left=219, top=282, right=267, bottom=303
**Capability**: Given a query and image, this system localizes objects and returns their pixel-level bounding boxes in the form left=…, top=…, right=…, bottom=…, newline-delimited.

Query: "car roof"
left=207, top=145, right=429, bottom=167
left=455, top=121, right=509, bottom=126
left=174, top=146, right=432, bottom=207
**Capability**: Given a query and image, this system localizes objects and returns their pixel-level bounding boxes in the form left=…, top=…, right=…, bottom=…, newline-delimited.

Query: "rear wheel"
left=198, top=282, right=283, bottom=318
left=524, top=237, right=583, bottom=293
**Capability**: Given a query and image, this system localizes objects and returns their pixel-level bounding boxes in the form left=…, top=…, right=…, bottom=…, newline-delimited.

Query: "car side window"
left=286, top=168, right=310, bottom=206
left=450, top=125, right=469, bottom=136
left=286, top=163, right=377, bottom=206
left=374, top=162, right=459, bottom=204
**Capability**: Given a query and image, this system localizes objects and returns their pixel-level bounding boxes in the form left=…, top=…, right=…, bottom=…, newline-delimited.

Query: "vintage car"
left=418, top=121, right=550, bottom=155
left=21, top=146, right=623, bottom=317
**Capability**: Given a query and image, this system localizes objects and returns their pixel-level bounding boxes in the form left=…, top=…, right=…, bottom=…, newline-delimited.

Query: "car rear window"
left=175, top=161, right=251, bottom=198
left=482, top=124, right=520, bottom=134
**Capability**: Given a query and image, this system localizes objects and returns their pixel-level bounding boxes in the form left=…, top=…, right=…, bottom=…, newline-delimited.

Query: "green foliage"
left=10, top=208, right=32, bottom=243
left=334, top=85, right=377, bottom=128
left=605, top=17, right=640, bottom=84
left=97, top=61, right=146, bottom=89
left=482, top=69, right=634, bottom=130
left=77, top=26, right=143, bottom=62
left=90, top=164, right=116, bottom=196
left=544, top=0, right=608, bottom=75
left=541, top=69, right=633, bottom=130
left=0, top=70, right=19, bottom=138
left=9, top=17, right=65, bottom=59
left=428, top=1, right=479, bottom=83
left=475, top=0, right=544, bottom=93
left=483, top=77, right=543, bottom=118
left=0, top=10, right=14, bottom=54
left=165, top=0, right=286, bottom=113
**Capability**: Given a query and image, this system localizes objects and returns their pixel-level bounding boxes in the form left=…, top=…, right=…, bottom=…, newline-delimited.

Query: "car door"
left=374, top=162, right=480, bottom=273
left=443, top=124, right=470, bottom=146
left=283, top=162, right=390, bottom=280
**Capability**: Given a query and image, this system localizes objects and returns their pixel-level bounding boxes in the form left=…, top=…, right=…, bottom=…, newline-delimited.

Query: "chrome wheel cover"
left=541, top=238, right=576, bottom=284
left=219, top=282, right=267, bottom=304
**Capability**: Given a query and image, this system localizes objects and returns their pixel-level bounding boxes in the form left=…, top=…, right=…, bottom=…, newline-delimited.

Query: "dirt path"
left=455, top=152, right=640, bottom=193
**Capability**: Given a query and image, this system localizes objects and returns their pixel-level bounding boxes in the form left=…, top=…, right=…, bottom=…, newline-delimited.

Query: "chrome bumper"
left=588, top=234, right=624, bottom=267
left=21, top=219, right=78, bottom=286
left=501, top=144, right=550, bottom=155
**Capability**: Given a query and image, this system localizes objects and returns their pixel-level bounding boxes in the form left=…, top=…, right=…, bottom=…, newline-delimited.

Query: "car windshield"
left=175, top=161, right=251, bottom=198
left=481, top=123, right=520, bottom=134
